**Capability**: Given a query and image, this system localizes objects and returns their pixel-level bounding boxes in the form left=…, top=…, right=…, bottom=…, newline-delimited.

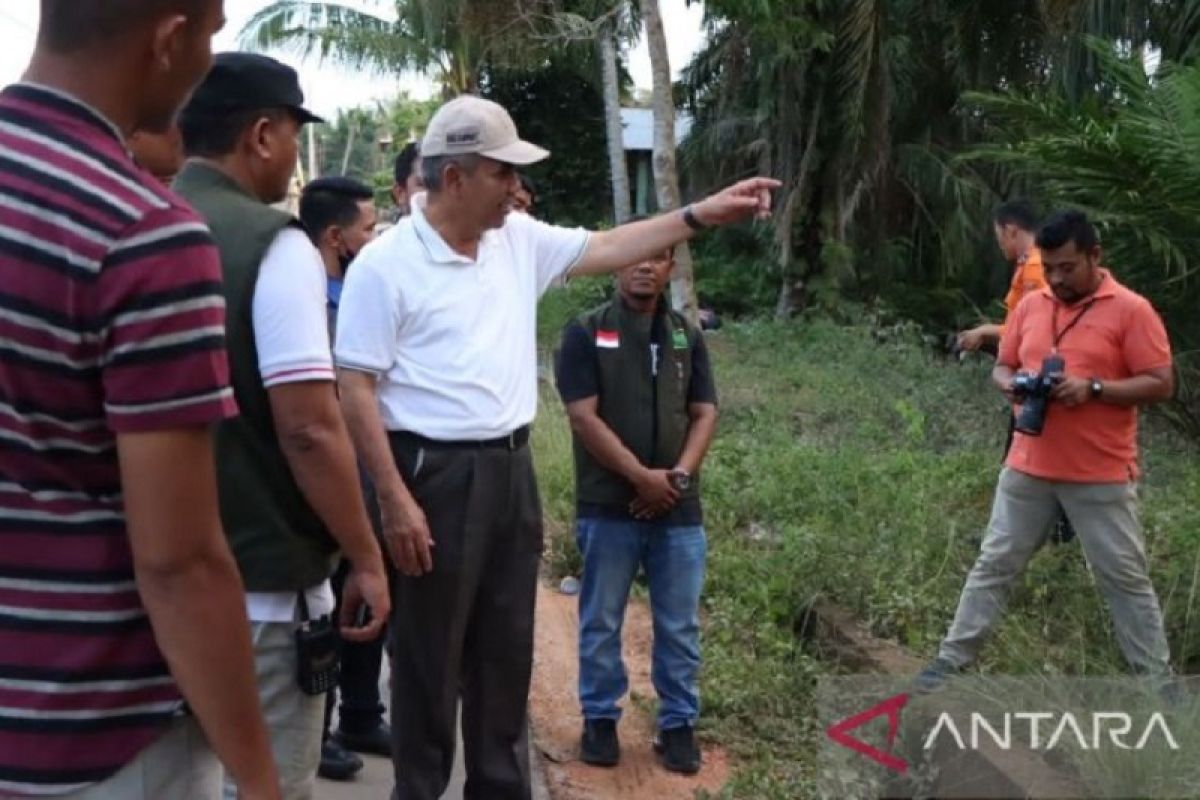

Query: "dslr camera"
left=1010, top=353, right=1065, bottom=436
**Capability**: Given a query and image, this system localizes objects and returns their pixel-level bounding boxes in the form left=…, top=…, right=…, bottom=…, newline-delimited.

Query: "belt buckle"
left=505, top=430, right=517, bottom=450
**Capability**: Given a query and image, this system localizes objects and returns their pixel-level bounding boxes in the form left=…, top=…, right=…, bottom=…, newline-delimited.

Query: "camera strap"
left=1050, top=299, right=1098, bottom=353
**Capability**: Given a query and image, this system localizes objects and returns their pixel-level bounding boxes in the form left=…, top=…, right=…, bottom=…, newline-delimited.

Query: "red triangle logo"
left=825, top=692, right=910, bottom=773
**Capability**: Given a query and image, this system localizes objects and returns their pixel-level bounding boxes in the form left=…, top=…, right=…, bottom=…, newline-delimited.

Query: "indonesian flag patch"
left=595, top=329, right=620, bottom=349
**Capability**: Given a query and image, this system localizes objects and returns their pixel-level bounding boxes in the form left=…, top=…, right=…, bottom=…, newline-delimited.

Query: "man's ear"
left=247, top=115, right=275, bottom=159
left=148, top=14, right=188, bottom=77
left=320, top=224, right=343, bottom=254
left=441, top=162, right=464, bottom=193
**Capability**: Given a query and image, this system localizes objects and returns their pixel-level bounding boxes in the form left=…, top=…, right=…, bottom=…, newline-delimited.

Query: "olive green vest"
left=571, top=298, right=700, bottom=507
left=173, top=162, right=335, bottom=591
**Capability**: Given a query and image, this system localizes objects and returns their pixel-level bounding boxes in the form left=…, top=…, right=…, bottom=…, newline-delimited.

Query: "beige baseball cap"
left=420, top=95, right=549, bottom=165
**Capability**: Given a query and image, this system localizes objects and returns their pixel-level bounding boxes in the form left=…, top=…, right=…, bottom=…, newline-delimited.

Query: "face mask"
left=337, top=238, right=359, bottom=276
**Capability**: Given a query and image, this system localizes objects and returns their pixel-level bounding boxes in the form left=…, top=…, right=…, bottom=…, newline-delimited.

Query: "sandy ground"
left=528, top=583, right=731, bottom=799
left=316, top=580, right=730, bottom=799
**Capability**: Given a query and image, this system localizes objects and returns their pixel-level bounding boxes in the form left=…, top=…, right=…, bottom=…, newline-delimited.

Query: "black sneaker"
left=654, top=726, right=701, bottom=775
left=335, top=722, right=393, bottom=757
left=318, top=738, right=363, bottom=781
left=914, top=657, right=960, bottom=694
left=580, top=719, right=620, bottom=767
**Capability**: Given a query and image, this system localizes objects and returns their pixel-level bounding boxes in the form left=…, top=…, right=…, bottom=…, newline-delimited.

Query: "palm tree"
left=640, top=0, right=698, bottom=318
left=239, top=0, right=540, bottom=95
left=534, top=1, right=641, bottom=224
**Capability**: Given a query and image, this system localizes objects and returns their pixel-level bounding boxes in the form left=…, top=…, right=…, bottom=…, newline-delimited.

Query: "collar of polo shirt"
left=410, top=193, right=479, bottom=265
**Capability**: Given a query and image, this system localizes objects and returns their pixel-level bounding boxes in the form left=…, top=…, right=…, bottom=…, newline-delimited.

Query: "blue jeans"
left=576, top=517, right=707, bottom=731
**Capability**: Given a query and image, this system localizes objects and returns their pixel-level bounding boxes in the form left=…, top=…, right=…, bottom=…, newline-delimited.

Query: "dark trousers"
left=324, top=558, right=388, bottom=736
left=324, top=470, right=390, bottom=738
left=387, top=433, right=542, bottom=800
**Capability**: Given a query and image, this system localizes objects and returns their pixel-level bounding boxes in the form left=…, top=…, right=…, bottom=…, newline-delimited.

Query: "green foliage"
left=239, top=0, right=558, bottom=94
left=689, top=227, right=778, bottom=317
left=310, top=94, right=439, bottom=192
left=479, top=55, right=612, bottom=227
left=678, top=1, right=1200, bottom=330
left=531, top=313, right=1200, bottom=795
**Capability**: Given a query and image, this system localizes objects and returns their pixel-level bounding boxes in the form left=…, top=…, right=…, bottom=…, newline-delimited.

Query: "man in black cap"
left=175, top=52, right=391, bottom=799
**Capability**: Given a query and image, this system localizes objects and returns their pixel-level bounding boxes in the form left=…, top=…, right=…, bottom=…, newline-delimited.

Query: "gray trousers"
left=67, top=716, right=220, bottom=799
left=388, top=433, right=542, bottom=800
left=223, top=621, right=325, bottom=800
left=939, top=467, right=1171, bottom=675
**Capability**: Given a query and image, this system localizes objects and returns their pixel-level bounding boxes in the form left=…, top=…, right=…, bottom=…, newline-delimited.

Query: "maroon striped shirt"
left=0, top=83, right=237, bottom=796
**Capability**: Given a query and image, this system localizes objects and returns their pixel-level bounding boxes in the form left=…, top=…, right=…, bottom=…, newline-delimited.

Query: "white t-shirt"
left=246, top=227, right=336, bottom=622
left=335, top=195, right=590, bottom=439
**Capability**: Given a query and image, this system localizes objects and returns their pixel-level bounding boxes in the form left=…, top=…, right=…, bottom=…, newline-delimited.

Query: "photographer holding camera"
left=918, top=210, right=1175, bottom=690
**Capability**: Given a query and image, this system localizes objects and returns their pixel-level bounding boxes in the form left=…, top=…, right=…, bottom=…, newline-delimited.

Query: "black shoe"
left=335, top=723, right=393, bottom=758
left=318, top=738, right=363, bottom=781
left=914, top=656, right=961, bottom=694
left=580, top=719, right=620, bottom=767
left=654, top=726, right=701, bottom=775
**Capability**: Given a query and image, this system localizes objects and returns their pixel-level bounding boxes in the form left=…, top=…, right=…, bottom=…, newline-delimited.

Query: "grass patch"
left=531, top=283, right=1200, bottom=796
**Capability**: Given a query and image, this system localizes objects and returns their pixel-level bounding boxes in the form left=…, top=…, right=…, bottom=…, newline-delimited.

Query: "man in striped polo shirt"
left=0, top=2, right=280, bottom=798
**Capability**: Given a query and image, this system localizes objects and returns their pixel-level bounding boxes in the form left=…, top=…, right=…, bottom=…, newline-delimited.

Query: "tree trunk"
left=640, top=0, right=698, bottom=322
left=339, top=119, right=358, bottom=176
left=599, top=24, right=632, bottom=224
left=307, top=123, right=319, bottom=182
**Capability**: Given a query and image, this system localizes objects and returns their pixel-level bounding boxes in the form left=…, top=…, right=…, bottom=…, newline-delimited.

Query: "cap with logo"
left=184, top=52, right=324, bottom=124
left=420, top=95, right=549, bottom=165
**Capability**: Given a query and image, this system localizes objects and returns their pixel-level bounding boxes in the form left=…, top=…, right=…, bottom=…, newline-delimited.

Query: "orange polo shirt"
left=999, top=247, right=1047, bottom=333
left=998, top=271, right=1172, bottom=483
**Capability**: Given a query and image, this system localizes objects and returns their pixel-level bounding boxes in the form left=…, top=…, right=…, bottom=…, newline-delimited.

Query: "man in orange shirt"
left=919, top=210, right=1174, bottom=690
left=957, top=200, right=1047, bottom=353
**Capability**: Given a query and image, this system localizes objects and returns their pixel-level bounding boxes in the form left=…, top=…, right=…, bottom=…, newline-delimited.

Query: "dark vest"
left=572, top=298, right=700, bottom=508
left=173, top=162, right=335, bottom=591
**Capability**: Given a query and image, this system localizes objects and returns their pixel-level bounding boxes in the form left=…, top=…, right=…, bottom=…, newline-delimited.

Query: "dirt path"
left=529, top=583, right=731, bottom=800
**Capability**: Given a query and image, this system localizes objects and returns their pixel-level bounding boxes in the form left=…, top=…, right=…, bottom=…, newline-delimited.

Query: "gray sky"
left=0, top=1, right=707, bottom=119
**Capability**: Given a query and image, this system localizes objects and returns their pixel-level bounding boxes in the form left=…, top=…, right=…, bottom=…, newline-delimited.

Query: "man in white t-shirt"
left=336, top=95, right=778, bottom=800
left=175, top=53, right=391, bottom=799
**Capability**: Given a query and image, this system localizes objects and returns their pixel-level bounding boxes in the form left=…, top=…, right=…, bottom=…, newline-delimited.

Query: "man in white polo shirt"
left=335, top=95, right=778, bottom=800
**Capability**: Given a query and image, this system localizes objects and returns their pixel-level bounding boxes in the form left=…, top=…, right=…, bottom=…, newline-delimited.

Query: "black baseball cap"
left=185, top=52, right=324, bottom=124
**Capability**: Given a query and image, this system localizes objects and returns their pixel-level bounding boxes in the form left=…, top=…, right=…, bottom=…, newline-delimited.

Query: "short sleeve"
left=554, top=321, right=599, bottom=403
left=507, top=212, right=590, bottom=297
left=1122, top=298, right=1172, bottom=374
left=997, top=295, right=1030, bottom=368
left=335, top=239, right=402, bottom=375
left=253, top=228, right=334, bottom=387
left=687, top=334, right=718, bottom=405
left=99, top=207, right=237, bottom=432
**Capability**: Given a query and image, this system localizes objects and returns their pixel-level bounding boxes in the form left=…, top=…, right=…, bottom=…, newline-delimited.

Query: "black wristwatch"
left=669, top=468, right=691, bottom=491
left=1089, top=378, right=1104, bottom=399
left=682, top=205, right=707, bottom=232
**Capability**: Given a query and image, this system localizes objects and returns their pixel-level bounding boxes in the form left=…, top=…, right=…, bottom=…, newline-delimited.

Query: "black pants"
left=387, top=433, right=542, bottom=800
left=324, top=557, right=388, bottom=736
left=324, top=469, right=391, bottom=738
